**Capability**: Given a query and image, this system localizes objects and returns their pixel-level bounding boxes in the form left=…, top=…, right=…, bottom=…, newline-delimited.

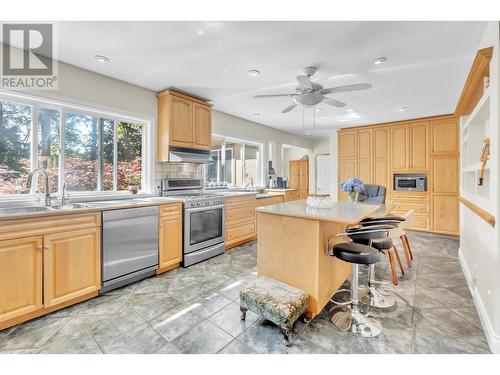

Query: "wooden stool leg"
left=393, top=246, right=405, bottom=275
left=387, top=249, right=398, bottom=285
left=402, top=235, right=413, bottom=260
left=400, top=235, right=412, bottom=268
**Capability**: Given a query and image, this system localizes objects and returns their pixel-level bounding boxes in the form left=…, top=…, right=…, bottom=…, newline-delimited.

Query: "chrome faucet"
left=244, top=177, right=254, bottom=191
left=61, top=182, right=69, bottom=205
left=26, top=169, right=53, bottom=206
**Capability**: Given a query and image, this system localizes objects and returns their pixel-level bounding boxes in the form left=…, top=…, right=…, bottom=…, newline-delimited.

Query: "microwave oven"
left=393, top=174, right=427, bottom=192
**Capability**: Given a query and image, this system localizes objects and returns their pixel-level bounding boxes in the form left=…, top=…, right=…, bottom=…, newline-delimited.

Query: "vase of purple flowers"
left=340, top=178, right=364, bottom=203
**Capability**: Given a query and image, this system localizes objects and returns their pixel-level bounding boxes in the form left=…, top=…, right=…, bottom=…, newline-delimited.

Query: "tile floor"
left=0, top=232, right=491, bottom=354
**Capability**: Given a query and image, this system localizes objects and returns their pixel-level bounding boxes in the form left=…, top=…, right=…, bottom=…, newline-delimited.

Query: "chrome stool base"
left=359, top=286, right=395, bottom=309
left=330, top=305, right=382, bottom=338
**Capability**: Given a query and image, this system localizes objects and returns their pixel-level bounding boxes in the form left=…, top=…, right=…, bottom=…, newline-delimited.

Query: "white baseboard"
left=458, top=248, right=500, bottom=353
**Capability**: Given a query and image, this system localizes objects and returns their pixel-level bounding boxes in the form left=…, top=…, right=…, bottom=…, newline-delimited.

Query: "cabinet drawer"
left=226, top=222, right=255, bottom=242
left=284, top=191, right=299, bottom=201
left=227, top=205, right=255, bottom=224
left=391, top=192, right=429, bottom=202
left=226, top=195, right=256, bottom=208
left=392, top=201, right=429, bottom=214
left=410, top=215, right=429, bottom=230
left=160, top=203, right=182, bottom=217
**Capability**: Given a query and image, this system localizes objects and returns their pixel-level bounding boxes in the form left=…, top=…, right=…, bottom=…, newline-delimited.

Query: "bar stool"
left=327, top=242, right=382, bottom=338
left=343, top=225, right=399, bottom=308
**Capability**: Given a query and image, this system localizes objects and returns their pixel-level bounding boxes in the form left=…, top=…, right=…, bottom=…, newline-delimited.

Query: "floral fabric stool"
left=239, top=276, right=308, bottom=345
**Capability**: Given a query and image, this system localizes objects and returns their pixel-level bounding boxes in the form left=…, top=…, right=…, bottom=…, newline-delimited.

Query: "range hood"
left=169, top=146, right=213, bottom=164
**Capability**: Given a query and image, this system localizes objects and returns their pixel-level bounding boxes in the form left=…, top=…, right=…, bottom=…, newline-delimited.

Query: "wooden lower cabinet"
left=158, top=203, right=183, bottom=273
left=225, top=195, right=256, bottom=249
left=44, top=227, right=101, bottom=307
left=0, top=212, right=101, bottom=330
left=256, top=195, right=284, bottom=208
left=0, top=236, right=43, bottom=324
left=432, top=195, right=459, bottom=234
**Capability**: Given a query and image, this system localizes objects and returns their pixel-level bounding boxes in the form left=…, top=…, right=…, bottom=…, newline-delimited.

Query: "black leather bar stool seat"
left=355, top=237, right=393, bottom=251
left=333, top=242, right=379, bottom=265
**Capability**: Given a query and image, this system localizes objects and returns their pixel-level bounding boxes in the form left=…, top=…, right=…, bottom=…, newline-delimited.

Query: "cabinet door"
left=432, top=156, right=458, bottom=194
left=410, top=121, right=429, bottom=170
left=0, top=236, right=43, bottom=323
left=391, top=124, right=410, bottom=171
left=338, top=131, right=357, bottom=159
left=289, top=160, right=300, bottom=190
left=338, top=159, right=357, bottom=201
left=44, top=228, right=100, bottom=308
left=192, top=103, right=211, bottom=150
left=432, top=195, right=459, bottom=234
left=170, top=96, right=193, bottom=147
left=373, top=159, right=389, bottom=189
left=159, top=214, right=183, bottom=270
left=431, top=118, right=459, bottom=155
left=299, top=160, right=309, bottom=198
left=358, top=129, right=372, bottom=183
left=373, top=127, right=389, bottom=159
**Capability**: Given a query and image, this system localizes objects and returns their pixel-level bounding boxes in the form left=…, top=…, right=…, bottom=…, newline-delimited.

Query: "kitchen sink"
left=0, top=206, right=53, bottom=216
left=51, top=203, right=90, bottom=210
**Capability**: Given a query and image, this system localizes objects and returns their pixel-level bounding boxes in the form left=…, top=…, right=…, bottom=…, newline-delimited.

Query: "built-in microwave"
left=393, top=173, right=427, bottom=192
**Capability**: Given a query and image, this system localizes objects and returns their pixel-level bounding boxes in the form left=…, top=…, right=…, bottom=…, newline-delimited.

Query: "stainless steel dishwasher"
left=101, top=206, right=159, bottom=293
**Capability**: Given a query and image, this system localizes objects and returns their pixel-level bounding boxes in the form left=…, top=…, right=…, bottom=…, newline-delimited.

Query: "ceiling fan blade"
left=323, top=97, right=346, bottom=108
left=321, top=83, right=372, bottom=95
left=296, top=75, right=313, bottom=90
left=254, top=93, right=295, bottom=98
left=281, top=103, right=297, bottom=113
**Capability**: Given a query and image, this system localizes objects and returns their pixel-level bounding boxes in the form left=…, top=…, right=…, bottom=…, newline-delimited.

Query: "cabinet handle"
left=38, top=245, right=43, bottom=251
left=44, top=245, right=50, bottom=251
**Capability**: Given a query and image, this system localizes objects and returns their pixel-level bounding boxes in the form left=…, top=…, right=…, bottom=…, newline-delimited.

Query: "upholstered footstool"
left=239, top=276, right=308, bottom=345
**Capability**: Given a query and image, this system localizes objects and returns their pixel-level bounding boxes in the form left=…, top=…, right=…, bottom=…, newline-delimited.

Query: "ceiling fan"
left=254, top=67, right=372, bottom=113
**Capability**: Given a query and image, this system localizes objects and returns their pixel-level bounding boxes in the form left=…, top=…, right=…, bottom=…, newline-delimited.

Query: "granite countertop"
left=264, top=188, right=296, bottom=192
left=256, top=191, right=285, bottom=199
left=256, top=200, right=384, bottom=225
left=214, top=191, right=257, bottom=197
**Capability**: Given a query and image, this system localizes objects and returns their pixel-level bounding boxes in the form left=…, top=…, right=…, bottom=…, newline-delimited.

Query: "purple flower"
left=340, top=177, right=364, bottom=193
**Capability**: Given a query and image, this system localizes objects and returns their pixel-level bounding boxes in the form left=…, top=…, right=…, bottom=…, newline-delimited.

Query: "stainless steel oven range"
left=161, top=178, right=225, bottom=267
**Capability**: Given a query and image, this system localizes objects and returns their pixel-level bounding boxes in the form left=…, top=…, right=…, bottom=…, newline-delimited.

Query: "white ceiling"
left=54, top=21, right=486, bottom=138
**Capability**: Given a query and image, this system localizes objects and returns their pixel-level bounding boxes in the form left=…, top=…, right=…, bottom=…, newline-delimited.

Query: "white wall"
left=459, top=21, right=500, bottom=353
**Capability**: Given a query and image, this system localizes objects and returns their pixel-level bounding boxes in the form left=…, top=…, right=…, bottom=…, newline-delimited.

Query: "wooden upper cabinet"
left=391, top=123, right=410, bottom=171
left=0, top=236, right=43, bottom=323
left=192, top=103, right=212, bottom=149
left=157, top=90, right=212, bottom=161
left=373, top=127, right=389, bottom=159
left=43, top=228, right=101, bottom=308
left=338, top=159, right=357, bottom=201
left=170, top=96, right=193, bottom=148
left=338, top=131, right=357, bottom=159
left=430, top=118, right=459, bottom=155
left=409, top=121, right=429, bottom=170
left=358, top=129, right=372, bottom=183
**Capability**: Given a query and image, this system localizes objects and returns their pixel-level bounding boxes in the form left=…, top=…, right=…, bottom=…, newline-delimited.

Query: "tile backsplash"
left=155, top=162, right=204, bottom=191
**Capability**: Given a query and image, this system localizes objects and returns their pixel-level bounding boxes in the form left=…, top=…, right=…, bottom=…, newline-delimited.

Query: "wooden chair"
left=388, top=210, right=414, bottom=268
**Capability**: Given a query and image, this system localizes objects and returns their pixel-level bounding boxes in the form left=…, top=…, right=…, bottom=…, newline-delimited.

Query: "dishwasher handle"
left=103, top=206, right=160, bottom=222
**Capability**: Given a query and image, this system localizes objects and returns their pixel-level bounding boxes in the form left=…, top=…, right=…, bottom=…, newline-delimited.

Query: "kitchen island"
left=256, top=200, right=386, bottom=317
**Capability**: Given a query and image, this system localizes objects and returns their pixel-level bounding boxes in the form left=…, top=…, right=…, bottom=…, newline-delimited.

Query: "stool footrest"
left=330, top=288, right=352, bottom=306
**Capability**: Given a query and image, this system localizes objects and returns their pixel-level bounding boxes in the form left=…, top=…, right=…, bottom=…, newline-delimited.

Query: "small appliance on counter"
left=393, top=173, right=427, bottom=192
left=268, top=161, right=277, bottom=188
left=276, top=176, right=287, bottom=189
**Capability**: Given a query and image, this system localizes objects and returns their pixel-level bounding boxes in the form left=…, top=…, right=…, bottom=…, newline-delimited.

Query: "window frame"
left=0, top=91, right=153, bottom=201
left=207, top=134, right=264, bottom=187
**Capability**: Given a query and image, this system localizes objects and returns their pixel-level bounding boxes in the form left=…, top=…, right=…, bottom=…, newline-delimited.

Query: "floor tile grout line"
left=86, top=327, right=105, bottom=354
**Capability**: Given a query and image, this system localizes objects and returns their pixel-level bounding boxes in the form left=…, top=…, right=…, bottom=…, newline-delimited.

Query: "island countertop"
left=256, top=199, right=383, bottom=225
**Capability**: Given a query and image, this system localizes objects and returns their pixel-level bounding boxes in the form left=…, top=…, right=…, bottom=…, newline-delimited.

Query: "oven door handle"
left=184, top=204, right=226, bottom=213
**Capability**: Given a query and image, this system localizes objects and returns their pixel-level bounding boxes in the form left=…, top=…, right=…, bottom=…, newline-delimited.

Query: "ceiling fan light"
left=373, top=57, right=387, bottom=65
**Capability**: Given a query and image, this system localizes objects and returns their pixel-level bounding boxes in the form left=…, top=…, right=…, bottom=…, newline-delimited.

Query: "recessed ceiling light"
left=253, top=113, right=260, bottom=117
left=306, top=132, right=311, bottom=136
left=315, top=108, right=322, bottom=112
left=248, top=70, right=260, bottom=77
left=399, top=106, right=409, bottom=112
left=373, top=57, right=387, bottom=65
left=95, top=55, right=110, bottom=63
left=197, top=30, right=205, bottom=35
